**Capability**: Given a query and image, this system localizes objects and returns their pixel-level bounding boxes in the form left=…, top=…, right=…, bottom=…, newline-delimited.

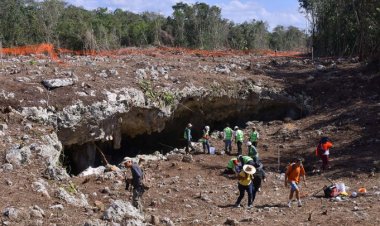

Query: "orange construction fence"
left=0, top=43, right=304, bottom=59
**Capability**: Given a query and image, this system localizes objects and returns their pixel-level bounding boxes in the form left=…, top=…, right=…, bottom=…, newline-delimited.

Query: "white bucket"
left=209, top=147, right=215, bottom=155
left=336, top=183, right=346, bottom=193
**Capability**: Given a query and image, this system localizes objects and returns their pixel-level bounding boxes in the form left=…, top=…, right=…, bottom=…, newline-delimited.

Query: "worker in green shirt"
left=249, top=127, right=259, bottom=147
left=234, top=126, right=244, bottom=155
left=247, top=141, right=259, bottom=161
left=223, top=157, right=239, bottom=174
left=223, top=124, right=233, bottom=155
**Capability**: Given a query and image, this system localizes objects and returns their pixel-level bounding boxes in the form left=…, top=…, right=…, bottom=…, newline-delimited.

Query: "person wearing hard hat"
left=235, top=155, right=255, bottom=173
left=184, top=123, right=194, bottom=153
left=249, top=127, right=260, bottom=147
left=223, top=123, right=233, bottom=155
left=201, top=125, right=211, bottom=154
left=234, top=126, right=244, bottom=156
left=234, top=164, right=256, bottom=209
left=223, top=157, right=239, bottom=175
left=247, top=141, right=259, bottom=161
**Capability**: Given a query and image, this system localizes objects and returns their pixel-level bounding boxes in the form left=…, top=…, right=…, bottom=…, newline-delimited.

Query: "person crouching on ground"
left=234, top=165, right=256, bottom=209
left=124, top=159, right=144, bottom=211
left=223, top=157, right=239, bottom=175
left=284, top=158, right=307, bottom=207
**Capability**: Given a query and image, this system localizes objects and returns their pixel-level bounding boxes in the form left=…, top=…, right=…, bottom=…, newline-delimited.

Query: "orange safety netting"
left=0, top=43, right=304, bottom=59
left=0, top=43, right=58, bottom=60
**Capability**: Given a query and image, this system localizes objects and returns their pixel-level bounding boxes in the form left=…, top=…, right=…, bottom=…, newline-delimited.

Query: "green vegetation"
left=66, top=181, right=78, bottom=194
left=160, top=91, right=175, bottom=106
left=0, top=0, right=307, bottom=51
left=139, top=80, right=175, bottom=107
left=139, top=80, right=156, bottom=100
left=298, top=0, right=380, bottom=58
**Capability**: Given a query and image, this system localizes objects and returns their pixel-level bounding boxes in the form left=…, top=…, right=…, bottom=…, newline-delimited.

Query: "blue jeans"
left=235, top=183, right=253, bottom=206
left=224, top=140, right=232, bottom=153
left=202, top=140, right=210, bottom=153
left=252, top=184, right=258, bottom=202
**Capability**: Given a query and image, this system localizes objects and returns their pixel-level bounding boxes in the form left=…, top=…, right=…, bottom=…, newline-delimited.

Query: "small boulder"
left=182, top=154, right=193, bottom=163
left=42, top=78, right=75, bottom=89
left=103, top=200, right=143, bottom=223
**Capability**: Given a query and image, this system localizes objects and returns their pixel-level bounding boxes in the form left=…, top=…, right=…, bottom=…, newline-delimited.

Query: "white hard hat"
left=234, top=126, right=239, bottom=130
left=187, top=123, right=192, bottom=127
left=205, top=126, right=210, bottom=130
left=246, top=141, right=252, bottom=146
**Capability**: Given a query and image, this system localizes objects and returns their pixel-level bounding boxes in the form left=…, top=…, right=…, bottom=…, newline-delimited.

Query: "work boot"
left=298, top=200, right=302, bottom=207
left=247, top=205, right=253, bottom=209
left=287, top=201, right=292, bottom=208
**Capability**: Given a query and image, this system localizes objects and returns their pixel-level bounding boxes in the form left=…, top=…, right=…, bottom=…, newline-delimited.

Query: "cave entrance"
left=62, top=98, right=305, bottom=175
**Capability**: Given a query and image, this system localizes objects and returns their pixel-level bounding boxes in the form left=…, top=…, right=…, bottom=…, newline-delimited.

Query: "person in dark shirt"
left=124, top=159, right=144, bottom=211
left=184, top=123, right=195, bottom=153
left=252, top=160, right=266, bottom=203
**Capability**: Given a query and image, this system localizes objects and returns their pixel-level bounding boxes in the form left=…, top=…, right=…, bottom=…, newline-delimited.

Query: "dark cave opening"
left=62, top=99, right=305, bottom=175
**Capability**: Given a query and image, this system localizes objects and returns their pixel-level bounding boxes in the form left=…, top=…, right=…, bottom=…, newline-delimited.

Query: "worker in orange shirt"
left=316, top=137, right=333, bottom=170
left=284, top=158, right=307, bottom=207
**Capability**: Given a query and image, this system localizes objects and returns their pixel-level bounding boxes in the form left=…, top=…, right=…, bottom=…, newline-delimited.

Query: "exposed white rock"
left=79, top=166, right=106, bottom=177
left=6, top=146, right=32, bottom=166
left=32, top=179, right=51, bottom=199
left=42, top=78, right=76, bottom=89
left=2, top=163, right=13, bottom=171
left=55, top=187, right=89, bottom=207
left=103, top=200, right=144, bottom=224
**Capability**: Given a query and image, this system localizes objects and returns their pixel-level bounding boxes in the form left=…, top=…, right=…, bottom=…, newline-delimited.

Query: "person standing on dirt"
left=249, top=127, right=259, bottom=147
left=234, top=126, right=244, bottom=155
left=184, top=123, right=194, bottom=153
left=124, top=159, right=144, bottom=211
left=316, top=137, right=333, bottom=170
left=284, top=158, right=307, bottom=207
left=223, top=124, right=233, bottom=155
left=235, top=165, right=256, bottom=209
left=252, top=159, right=266, bottom=193
left=247, top=141, right=259, bottom=161
left=202, top=125, right=211, bottom=154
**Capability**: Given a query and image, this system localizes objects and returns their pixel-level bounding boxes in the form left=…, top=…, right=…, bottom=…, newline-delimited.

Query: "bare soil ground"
left=0, top=49, right=379, bottom=225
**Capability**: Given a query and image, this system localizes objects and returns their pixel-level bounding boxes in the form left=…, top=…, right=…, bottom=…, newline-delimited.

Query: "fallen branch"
left=94, top=144, right=110, bottom=165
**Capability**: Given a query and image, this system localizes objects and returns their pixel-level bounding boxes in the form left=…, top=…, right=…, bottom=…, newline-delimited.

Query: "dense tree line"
left=0, top=0, right=307, bottom=51
left=299, top=0, right=380, bottom=58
